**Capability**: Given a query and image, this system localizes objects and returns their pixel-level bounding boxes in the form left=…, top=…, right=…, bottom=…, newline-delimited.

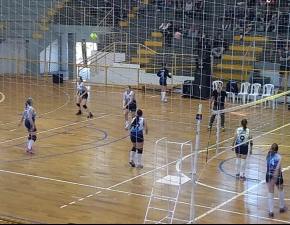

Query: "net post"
left=190, top=103, right=202, bottom=223
left=216, top=110, right=220, bottom=155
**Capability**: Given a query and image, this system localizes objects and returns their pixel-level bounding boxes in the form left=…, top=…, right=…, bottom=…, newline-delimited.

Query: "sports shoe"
left=163, top=99, right=167, bottom=103
left=125, top=122, right=130, bottom=130
left=239, top=175, right=246, bottom=181
left=75, top=110, right=82, bottom=115
left=27, top=147, right=35, bottom=154
left=235, top=174, right=240, bottom=179
left=221, top=127, right=225, bottom=132
left=207, top=126, right=212, bottom=131
left=279, top=206, right=288, bottom=213
left=129, top=160, right=135, bottom=167
left=87, top=112, right=93, bottom=118
left=268, top=211, right=274, bottom=217
left=136, top=164, right=143, bottom=168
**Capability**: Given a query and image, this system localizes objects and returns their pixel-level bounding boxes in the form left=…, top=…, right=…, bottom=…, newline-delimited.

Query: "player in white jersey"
left=18, top=98, right=37, bottom=154
left=265, top=143, right=288, bottom=217
left=129, top=109, right=148, bottom=168
left=123, top=85, right=137, bottom=129
left=75, top=76, right=93, bottom=118
left=232, top=119, right=253, bottom=180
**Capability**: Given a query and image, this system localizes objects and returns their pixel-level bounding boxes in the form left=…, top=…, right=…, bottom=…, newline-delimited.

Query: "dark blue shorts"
left=81, top=93, right=88, bottom=99
left=266, top=173, right=284, bottom=185
left=126, top=100, right=137, bottom=112
left=235, top=144, right=248, bottom=155
left=130, top=131, right=144, bottom=143
left=159, top=78, right=167, bottom=86
left=25, top=119, right=37, bottom=132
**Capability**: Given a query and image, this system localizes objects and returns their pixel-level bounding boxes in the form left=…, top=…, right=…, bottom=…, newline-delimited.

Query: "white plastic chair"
left=237, top=82, right=251, bottom=104
left=212, top=80, right=223, bottom=90
left=261, top=84, right=275, bottom=107
left=247, top=83, right=261, bottom=102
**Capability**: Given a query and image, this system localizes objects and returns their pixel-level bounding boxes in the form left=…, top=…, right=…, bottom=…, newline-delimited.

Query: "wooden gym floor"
left=0, top=75, right=289, bottom=224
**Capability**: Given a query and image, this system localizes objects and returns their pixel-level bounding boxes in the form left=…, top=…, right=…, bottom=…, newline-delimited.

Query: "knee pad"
left=83, top=105, right=87, bottom=109
left=137, top=148, right=143, bottom=154
left=131, top=147, right=136, bottom=152
left=76, top=103, right=81, bottom=107
left=31, top=135, right=37, bottom=142
left=28, top=135, right=31, bottom=140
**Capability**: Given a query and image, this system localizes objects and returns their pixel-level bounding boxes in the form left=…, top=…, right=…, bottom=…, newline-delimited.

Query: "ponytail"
left=241, top=119, right=247, bottom=130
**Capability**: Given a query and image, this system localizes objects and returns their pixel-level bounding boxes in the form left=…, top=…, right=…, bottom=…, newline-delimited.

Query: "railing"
left=56, top=6, right=114, bottom=26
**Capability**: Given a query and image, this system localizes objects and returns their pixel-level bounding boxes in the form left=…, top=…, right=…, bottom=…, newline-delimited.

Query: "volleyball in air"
left=90, top=33, right=98, bottom=41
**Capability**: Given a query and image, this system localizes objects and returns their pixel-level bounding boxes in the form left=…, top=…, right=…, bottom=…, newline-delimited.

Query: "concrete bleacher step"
left=233, top=36, right=269, bottom=42
left=229, top=45, right=263, bottom=52
left=215, top=64, right=252, bottom=70
left=213, top=72, right=248, bottom=81
left=119, top=21, right=129, bottom=27
left=222, top=55, right=257, bottom=61
left=127, top=13, right=136, bottom=18
left=137, top=49, right=156, bottom=55
left=144, top=40, right=163, bottom=47
left=131, top=57, right=152, bottom=64
left=151, top=31, right=163, bottom=37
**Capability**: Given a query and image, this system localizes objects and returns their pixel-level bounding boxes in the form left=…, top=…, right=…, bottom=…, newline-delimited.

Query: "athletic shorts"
left=159, top=78, right=167, bottom=86
left=235, top=144, right=248, bottom=155
left=81, top=93, right=88, bottom=99
left=130, top=130, right=144, bottom=143
left=266, top=173, right=284, bottom=185
left=126, top=100, right=137, bottom=112
left=25, top=119, right=37, bottom=132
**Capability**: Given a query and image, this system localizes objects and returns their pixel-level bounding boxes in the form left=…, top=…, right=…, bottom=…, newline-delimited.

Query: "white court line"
left=0, top=114, right=110, bottom=145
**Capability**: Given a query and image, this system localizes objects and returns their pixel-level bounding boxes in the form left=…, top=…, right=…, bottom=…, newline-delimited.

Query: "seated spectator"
left=237, top=18, right=253, bottom=41
left=222, top=5, right=233, bottom=30
left=166, top=0, right=173, bottom=8
left=137, top=0, right=147, bottom=18
left=270, top=33, right=284, bottom=61
left=159, top=20, right=169, bottom=36
left=119, top=4, right=129, bottom=21
left=265, top=8, right=279, bottom=32
left=186, top=23, right=199, bottom=38
left=211, top=33, right=228, bottom=58
left=194, top=0, right=203, bottom=20
left=185, top=0, right=193, bottom=18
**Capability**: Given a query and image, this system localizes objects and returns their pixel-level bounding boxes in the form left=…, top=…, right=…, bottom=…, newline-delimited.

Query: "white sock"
left=268, top=193, right=274, bottom=213
left=161, top=92, right=165, bottom=101
left=130, top=151, right=136, bottom=161
left=235, top=158, right=241, bottom=175
left=279, top=189, right=285, bottom=209
left=240, top=34, right=243, bottom=39
left=137, top=152, right=142, bottom=165
left=28, top=140, right=34, bottom=149
left=240, top=159, right=246, bottom=176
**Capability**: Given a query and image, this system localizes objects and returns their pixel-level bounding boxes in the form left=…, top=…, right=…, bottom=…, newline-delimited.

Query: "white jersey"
left=25, top=105, right=36, bottom=120
left=77, top=82, right=85, bottom=94
left=124, top=91, right=135, bottom=104
left=130, top=116, right=144, bottom=132
left=235, top=127, right=250, bottom=146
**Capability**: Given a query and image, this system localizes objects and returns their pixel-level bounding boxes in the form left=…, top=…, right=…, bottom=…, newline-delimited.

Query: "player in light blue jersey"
left=266, top=143, right=288, bottom=217
left=18, top=98, right=37, bottom=154
left=75, top=76, right=93, bottom=118
left=232, top=119, right=252, bottom=180
left=123, top=85, right=137, bottom=129
left=129, top=109, right=148, bottom=168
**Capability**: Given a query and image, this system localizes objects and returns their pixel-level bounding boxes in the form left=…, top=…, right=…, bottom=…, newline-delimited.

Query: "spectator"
left=279, top=44, right=290, bottom=89
left=194, top=0, right=203, bottom=20
left=269, top=33, right=284, bottom=62
left=212, top=33, right=228, bottom=59
left=159, top=20, right=169, bottom=36
left=237, top=18, right=253, bottom=41
left=165, top=21, right=174, bottom=45
left=222, top=5, right=233, bottom=30
left=187, top=23, right=199, bottom=38
left=185, top=0, right=193, bottom=18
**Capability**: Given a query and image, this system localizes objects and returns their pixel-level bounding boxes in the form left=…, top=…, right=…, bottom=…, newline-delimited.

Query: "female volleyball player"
left=157, top=63, right=172, bottom=103
left=123, top=85, right=137, bottom=130
left=266, top=143, right=288, bottom=217
left=129, top=109, right=148, bottom=168
left=232, top=119, right=253, bottom=180
left=18, top=98, right=37, bottom=154
left=75, top=76, right=93, bottom=118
